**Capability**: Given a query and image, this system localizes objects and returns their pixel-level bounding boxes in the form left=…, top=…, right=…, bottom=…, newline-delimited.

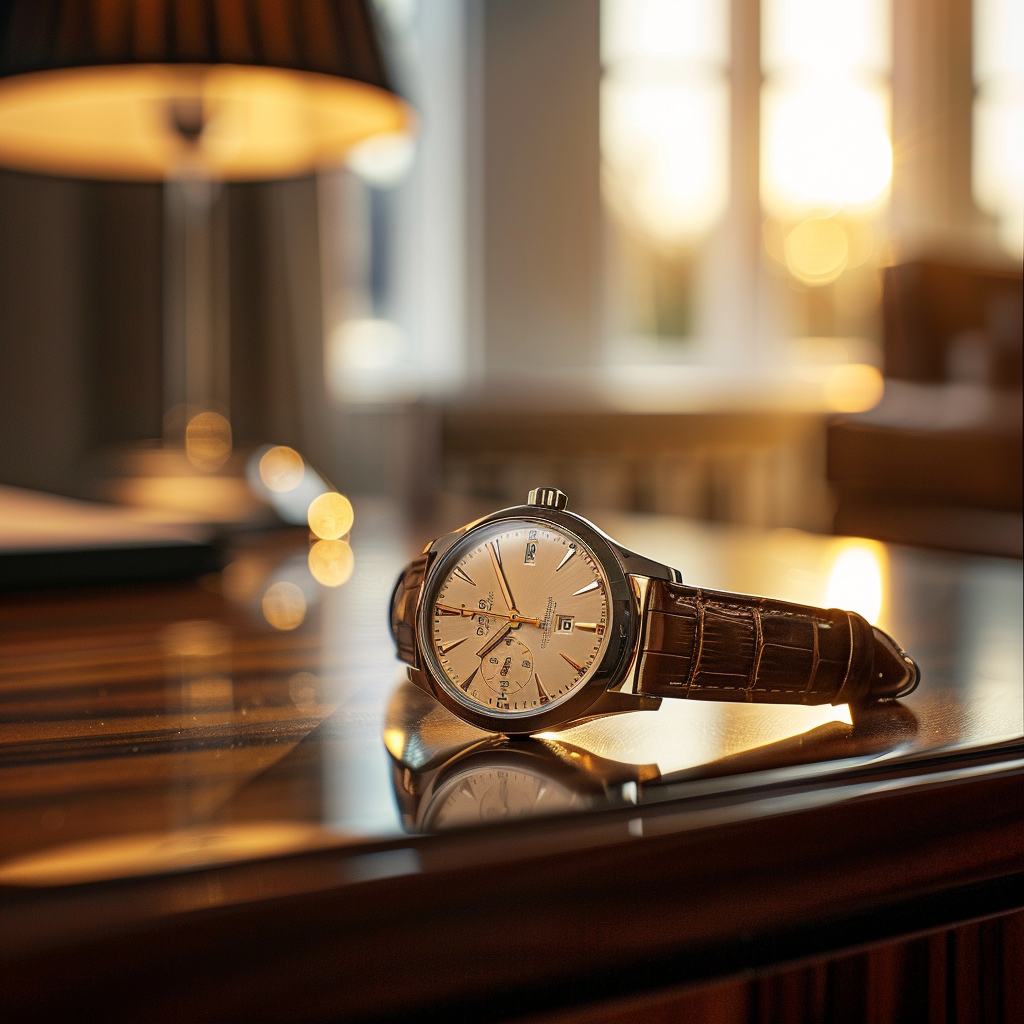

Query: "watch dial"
left=427, top=520, right=612, bottom=718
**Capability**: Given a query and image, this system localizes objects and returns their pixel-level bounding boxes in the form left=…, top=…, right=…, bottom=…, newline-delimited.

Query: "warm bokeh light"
left=0, top=65, right=410, bottom=181
left=184, top=411, right=232, bottom=472
left=762, top=0, right=891, bottom=78
left=308, top=539, right=355, bottom=588
left=784, top=217, right=849, bottom=284
left=261, top=581, right=306, bottom=631
left=602, top=0, right=729, bottom=67
left=761, top=0, right=891, bottom=218
left=761, top=79, right=892, bottom=217
left=307, top=492, right=354, bottom=541
left=601, top=0, right=730, bottom=245
left=258, top=446, right=305, bottom=493
left=823, top=363, right=885, bottom=413
left=602, top=75, right=730, bottom=243
left=288, top=672, right=321, bottom=715
left=973, top=0, right=1024, bottom=258
left=347, top=130, right=416, bottom=187
left=825, top=540, right=887, bottom=624
left=329, top=318, right=405, bottom=375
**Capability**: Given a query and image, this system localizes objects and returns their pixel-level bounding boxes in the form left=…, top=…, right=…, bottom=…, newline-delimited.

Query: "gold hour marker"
left=560, top=653, right=585, bottom=673
left=535, top=673, right=550, bottom=704
left=572, top=580, right=600, bottom=596
left=555, top=546, right=576, bottom=571
left=460, top=668, right=478, bottom=692
left=438, top=636, right=469, bottom=655
left=436, top=604, right=469, bottom=617
left=452, top=565, right=476, bottom=586
left=575, top=623, right=601, bottom=633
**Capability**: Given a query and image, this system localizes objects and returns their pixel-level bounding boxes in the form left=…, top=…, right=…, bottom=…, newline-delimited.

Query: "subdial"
left=480, top=635, right=535, bottom=698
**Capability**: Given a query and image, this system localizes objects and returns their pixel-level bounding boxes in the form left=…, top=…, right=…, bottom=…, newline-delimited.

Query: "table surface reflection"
left=1, top=499, right=1021, bottom=958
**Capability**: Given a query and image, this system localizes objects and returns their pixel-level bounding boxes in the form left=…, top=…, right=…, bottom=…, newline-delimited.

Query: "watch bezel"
left=416, top=505, right=637, bottom=735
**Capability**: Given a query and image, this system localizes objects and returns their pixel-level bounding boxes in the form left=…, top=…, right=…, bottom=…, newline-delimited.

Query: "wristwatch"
left=384, top=677, right=918, bottom=832
left=390, top=488, right=920, bottom=736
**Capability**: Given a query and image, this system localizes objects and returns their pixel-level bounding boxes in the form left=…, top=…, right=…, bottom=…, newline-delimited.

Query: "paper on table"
left=0, top=485, right=211, bottom=552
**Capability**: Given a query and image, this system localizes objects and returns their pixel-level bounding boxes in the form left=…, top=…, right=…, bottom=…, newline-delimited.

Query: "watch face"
left=424, top=519, right=613, bottom=721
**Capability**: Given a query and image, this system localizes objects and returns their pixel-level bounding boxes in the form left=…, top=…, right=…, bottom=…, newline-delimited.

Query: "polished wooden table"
left=1, top=500, right=1021, bottom=1022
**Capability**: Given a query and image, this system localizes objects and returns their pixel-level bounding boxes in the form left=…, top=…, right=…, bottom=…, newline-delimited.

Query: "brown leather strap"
left=636, top=579, right=881, bottom=706
left=390, top=554, right=431, bottom=667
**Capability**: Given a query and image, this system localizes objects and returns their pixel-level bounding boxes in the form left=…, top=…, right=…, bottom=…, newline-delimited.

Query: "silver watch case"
left=411, top=502, right=677, bottom=735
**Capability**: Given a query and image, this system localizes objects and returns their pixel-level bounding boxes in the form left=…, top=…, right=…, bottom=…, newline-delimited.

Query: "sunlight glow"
left=602, top=75, right=729, bottom=243
left=761, top=0, right=891, bottom=218
left=825, top=541, right=887, bottom=624
left=973, top=0, right=1024, bottom=258
left=762, top=79, right=891, bottom=217
left=603, top=0, right=728, bottom=66
left=762, top=0, right=890, bottom=77
left=601, top=0, right=730, bottom=244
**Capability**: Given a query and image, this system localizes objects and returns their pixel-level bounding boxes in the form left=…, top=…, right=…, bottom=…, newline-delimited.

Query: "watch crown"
left=527, top=487, right=568, bottom=510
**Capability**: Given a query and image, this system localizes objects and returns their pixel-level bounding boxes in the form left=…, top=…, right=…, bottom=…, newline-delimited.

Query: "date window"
left=557, top=615, right=574, bottom=634
left=524, top=542, right=537, bottom=565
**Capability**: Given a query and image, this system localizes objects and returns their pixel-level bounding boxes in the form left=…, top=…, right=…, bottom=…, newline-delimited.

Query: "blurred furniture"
left=0, top=0, right=407, bottom=523
left=1, top=504, right=1020, bottom=1022
left=881, top=261, right=1023, bottom=388
left=0, top=484, right=219, bottom=588
left=829, top=260, right=1023, bottom=557
left=437, top=396, right=833, bottom=532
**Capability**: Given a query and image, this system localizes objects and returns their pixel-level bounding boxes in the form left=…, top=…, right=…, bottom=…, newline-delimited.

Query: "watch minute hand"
left=487, top=542, right=518, bottom=612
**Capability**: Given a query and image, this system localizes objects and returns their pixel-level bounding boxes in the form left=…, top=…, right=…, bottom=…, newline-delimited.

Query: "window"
left=322, top=0, right=467, bottom=403
left=603, top=0, right=896, bottom=371
left=601, top=0, right=730, bottom=358
left=761, top=0, right=892, bottom=361
left=974, top=0, right=1024, bottom=259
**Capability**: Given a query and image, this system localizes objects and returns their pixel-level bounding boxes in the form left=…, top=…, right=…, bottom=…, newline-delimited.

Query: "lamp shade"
left=0, top=0, right=410, bottom=180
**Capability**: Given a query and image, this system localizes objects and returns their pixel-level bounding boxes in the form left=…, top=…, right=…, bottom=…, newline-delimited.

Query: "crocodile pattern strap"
left=390, top=554, right=432, bottom=667
left=636, top=579, right=876, bottom=706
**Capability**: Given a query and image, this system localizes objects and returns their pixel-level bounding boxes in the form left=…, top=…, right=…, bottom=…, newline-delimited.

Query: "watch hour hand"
left=436, top=604, right=541, bottom=626
left=477, top=623, right=513, bottom=658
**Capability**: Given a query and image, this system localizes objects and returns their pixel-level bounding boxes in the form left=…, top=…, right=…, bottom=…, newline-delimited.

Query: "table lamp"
left=0, top=0, right=410, bottom=522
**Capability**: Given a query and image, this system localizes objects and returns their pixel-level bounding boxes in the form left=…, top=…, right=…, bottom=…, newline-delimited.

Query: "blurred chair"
left=829, top=260, right=1023, bottom=557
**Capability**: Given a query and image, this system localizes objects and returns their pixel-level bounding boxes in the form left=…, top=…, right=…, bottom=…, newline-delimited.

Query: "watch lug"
left=408, top=667, right=439, bottom=698
left=578, top=689, right=662, bottom=722
left=609, top=539, right=681, bottom=583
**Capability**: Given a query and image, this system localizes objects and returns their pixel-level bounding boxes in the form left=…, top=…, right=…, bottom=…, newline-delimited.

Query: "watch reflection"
left=385, top=679, right=657, bottom=832
left=385, top=678, right=918, bottom=834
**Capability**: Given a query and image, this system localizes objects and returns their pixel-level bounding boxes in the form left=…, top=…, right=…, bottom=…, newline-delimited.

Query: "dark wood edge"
left=2, top=747, right=1021, bottom=1022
